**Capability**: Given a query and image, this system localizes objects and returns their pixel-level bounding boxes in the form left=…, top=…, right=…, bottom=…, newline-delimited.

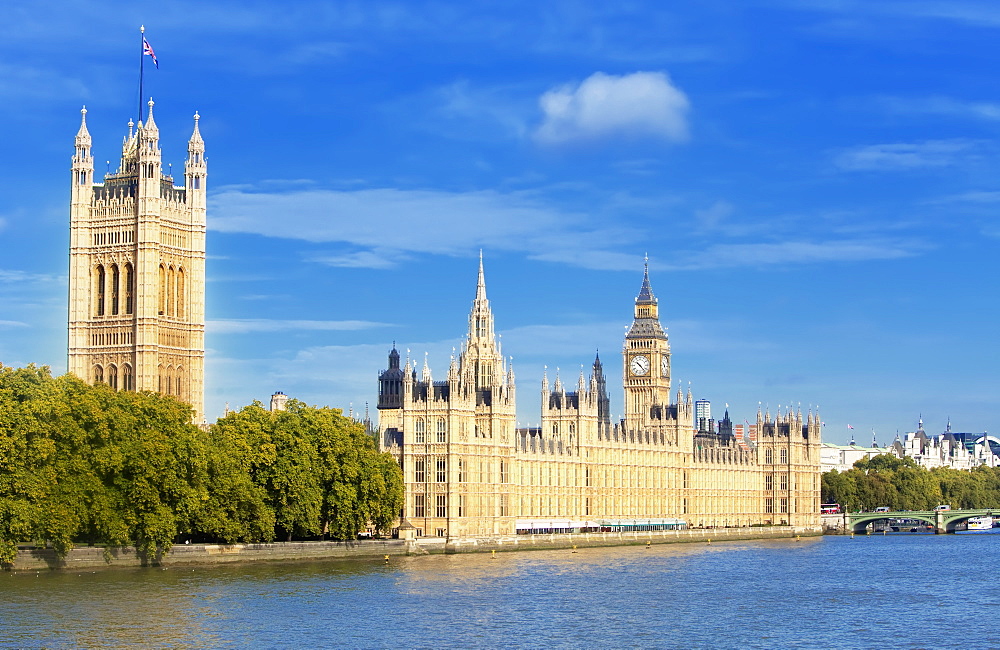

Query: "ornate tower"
left=67, top=102, right=207, bottom=422
left=622, top=259, right=671, bottom=429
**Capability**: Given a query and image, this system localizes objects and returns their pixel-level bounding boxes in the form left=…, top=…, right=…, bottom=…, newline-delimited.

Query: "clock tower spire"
left=623, top=257, right=671, bottom=429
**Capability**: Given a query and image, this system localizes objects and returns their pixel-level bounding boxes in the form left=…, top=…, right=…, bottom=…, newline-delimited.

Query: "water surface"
left=2, top=534, right=996, bottom=648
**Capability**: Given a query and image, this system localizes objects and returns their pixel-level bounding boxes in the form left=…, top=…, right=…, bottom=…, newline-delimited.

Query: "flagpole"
left=139, top=25, right=145, bottom=124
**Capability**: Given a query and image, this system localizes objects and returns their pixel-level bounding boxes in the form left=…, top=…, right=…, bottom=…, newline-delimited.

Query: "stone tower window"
left=93, top=364, right=104, bottom=384
left=124, top=263, right=134, bottom=315
left=107, top=364, right=118, bottom=390
left=436, top=418, right=446, bottom=442
left=177, top=268, right=185, bottom=319
left=167, top=266, right=176, bottom=317
left=95, top=265, right=106, bottom=316
left=110, top=264, right=120, bottom=316
left=415, top=418, right=425, bottom=443
left=158, top=265, right=166, bottom=315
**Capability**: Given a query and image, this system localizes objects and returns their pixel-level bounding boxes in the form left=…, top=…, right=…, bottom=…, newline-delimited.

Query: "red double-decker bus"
left=820, top=503, right=841, bottom=514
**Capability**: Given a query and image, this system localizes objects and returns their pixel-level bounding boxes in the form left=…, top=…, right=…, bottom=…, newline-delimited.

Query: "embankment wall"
left=6, top=525, right=821, bottom=571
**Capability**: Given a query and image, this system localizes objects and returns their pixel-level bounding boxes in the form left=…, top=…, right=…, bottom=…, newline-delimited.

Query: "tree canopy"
left=0, top=364, right=402, bottom=565
left=822, top=453, right=1000, bottom=511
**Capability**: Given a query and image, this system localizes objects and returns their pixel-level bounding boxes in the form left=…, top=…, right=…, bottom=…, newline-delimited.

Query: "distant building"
left=886, top=417, right=995, bottom=470
left=695, top=399, right=711, bottom=432
left=821, top=417, right=997, bottom=473
left=270, top=391, right=288, bottom=412
left=821, top=441, right=886, bottom=473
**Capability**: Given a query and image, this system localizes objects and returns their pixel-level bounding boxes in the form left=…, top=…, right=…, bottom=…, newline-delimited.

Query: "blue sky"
left=1, top=1, right=997, bottom=444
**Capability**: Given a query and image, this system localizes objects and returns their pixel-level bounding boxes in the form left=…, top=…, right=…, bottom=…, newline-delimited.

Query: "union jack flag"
left=143, top=37, right=158, bottom=69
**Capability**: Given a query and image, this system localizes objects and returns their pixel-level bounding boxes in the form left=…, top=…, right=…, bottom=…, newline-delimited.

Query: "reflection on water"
left=2, top=535, right=999, bottom=648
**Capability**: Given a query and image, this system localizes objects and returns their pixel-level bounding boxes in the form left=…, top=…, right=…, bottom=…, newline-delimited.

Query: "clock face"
left=630, top=355, right=650, bottom=376
left=661, top=356, right=670, bottom=378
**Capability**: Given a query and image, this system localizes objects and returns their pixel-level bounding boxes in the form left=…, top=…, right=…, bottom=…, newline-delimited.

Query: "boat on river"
left=966, top=516, right=993, bottom=531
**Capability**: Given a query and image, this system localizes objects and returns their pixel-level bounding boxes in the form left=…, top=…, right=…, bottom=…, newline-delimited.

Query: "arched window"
left=780, top=448, right=788, bottom=465
left=122, top=364, right=134, bottom=391
left=176, top=267, right=185, bottom=319
left=167, top=266, right=176, bottom=317
left=93, top=364, right=104, bottom=384
left=175, top=367, right=183, bottom=399
left=110, top=264, right=120, bottom=316
left=415, top=418, right=425, bottom=443
left=436, top=418, right=446, bottom=442
left=158, top=365, right=164, bottom=393
left=158, top=265, right=166, bottom=315
left=95, top=265, right=106, bottom=316
left=107, top=364, right=118, bottom=390
left=124, top=263, right=134, bottom=315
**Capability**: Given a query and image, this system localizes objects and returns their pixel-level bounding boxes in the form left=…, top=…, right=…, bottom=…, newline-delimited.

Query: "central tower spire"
left=462, top=252, right=504, bottom=391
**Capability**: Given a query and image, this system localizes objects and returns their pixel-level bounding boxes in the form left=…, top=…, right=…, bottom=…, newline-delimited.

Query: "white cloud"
left=308, top=249, right=404, bottom=269
left=0, top=269, right=63, bottom=284
left=833, top=140, right=976, bottom=171
left=694, top=200, right=735, bottom=230
left=208, top=318, right=390, bottom=334
left=0, top=320, right=29, bottom=328
left=210, top=186, right=637, bottom=268
left=661, top=238, right=925, bottom=271
left=879, top=95, right=1000, bottom=122
left=534, top=71, right=690, bottom=144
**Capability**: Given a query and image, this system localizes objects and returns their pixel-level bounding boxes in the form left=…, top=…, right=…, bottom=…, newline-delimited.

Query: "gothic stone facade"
left=377, top=258, right=822, bottom=537
left=68, top=102, right=207, bottom=422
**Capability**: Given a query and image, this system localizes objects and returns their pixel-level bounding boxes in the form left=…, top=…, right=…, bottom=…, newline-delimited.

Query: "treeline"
left=822, top=454, right=1000, bottom=511
left=0, top=365, right=403, bottom=565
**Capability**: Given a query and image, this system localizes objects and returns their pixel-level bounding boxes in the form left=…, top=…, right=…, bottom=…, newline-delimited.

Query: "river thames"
left=2, top=532, right=996, bottom=648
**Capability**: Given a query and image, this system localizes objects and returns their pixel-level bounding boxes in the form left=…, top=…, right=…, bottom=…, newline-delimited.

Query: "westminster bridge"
left=839, top=509, right=997, bottom=534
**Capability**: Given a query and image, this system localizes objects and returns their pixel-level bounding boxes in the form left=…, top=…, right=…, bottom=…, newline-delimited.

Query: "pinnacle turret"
left=75, top=107, right=91, bottom=146
left=189, top=111, right=204, bottom=146
left=143, top=98, right=159, bottom=134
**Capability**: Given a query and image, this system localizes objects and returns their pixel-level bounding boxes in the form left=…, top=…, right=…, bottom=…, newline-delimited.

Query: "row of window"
left=764, top=497, right=790, bottom=514
left=92, top=230, right=134, bottom=246
left=92, top=262, right=188, bottom=320
left=413, top=418, right=448, bottom=443
left=764, top=474, right=790, bottom=491
left=763, top=448, right=790, bottom=464
left=91, top=363, right=185, bottom=398
left=412, top=457, right=510, bottom=484
left=90, top=329, right=133, bottom=347
left=412, top=494, right=511, bottom=519
left=93, top=363, right=134, bottom=391
left=93, top=263, right=135, bottom=317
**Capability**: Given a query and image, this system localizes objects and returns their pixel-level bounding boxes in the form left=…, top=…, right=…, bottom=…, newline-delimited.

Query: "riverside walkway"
left=845, top=509, right=996, bottom=534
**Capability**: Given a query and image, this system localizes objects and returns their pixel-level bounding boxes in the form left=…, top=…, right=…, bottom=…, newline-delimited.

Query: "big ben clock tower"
left=623, top=259, right=671, bottom=429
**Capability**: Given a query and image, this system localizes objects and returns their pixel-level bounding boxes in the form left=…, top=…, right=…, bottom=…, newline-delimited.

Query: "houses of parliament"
left=67, top=104, right=822, bottom=536
left=377, top=256, right=823, bottom=537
